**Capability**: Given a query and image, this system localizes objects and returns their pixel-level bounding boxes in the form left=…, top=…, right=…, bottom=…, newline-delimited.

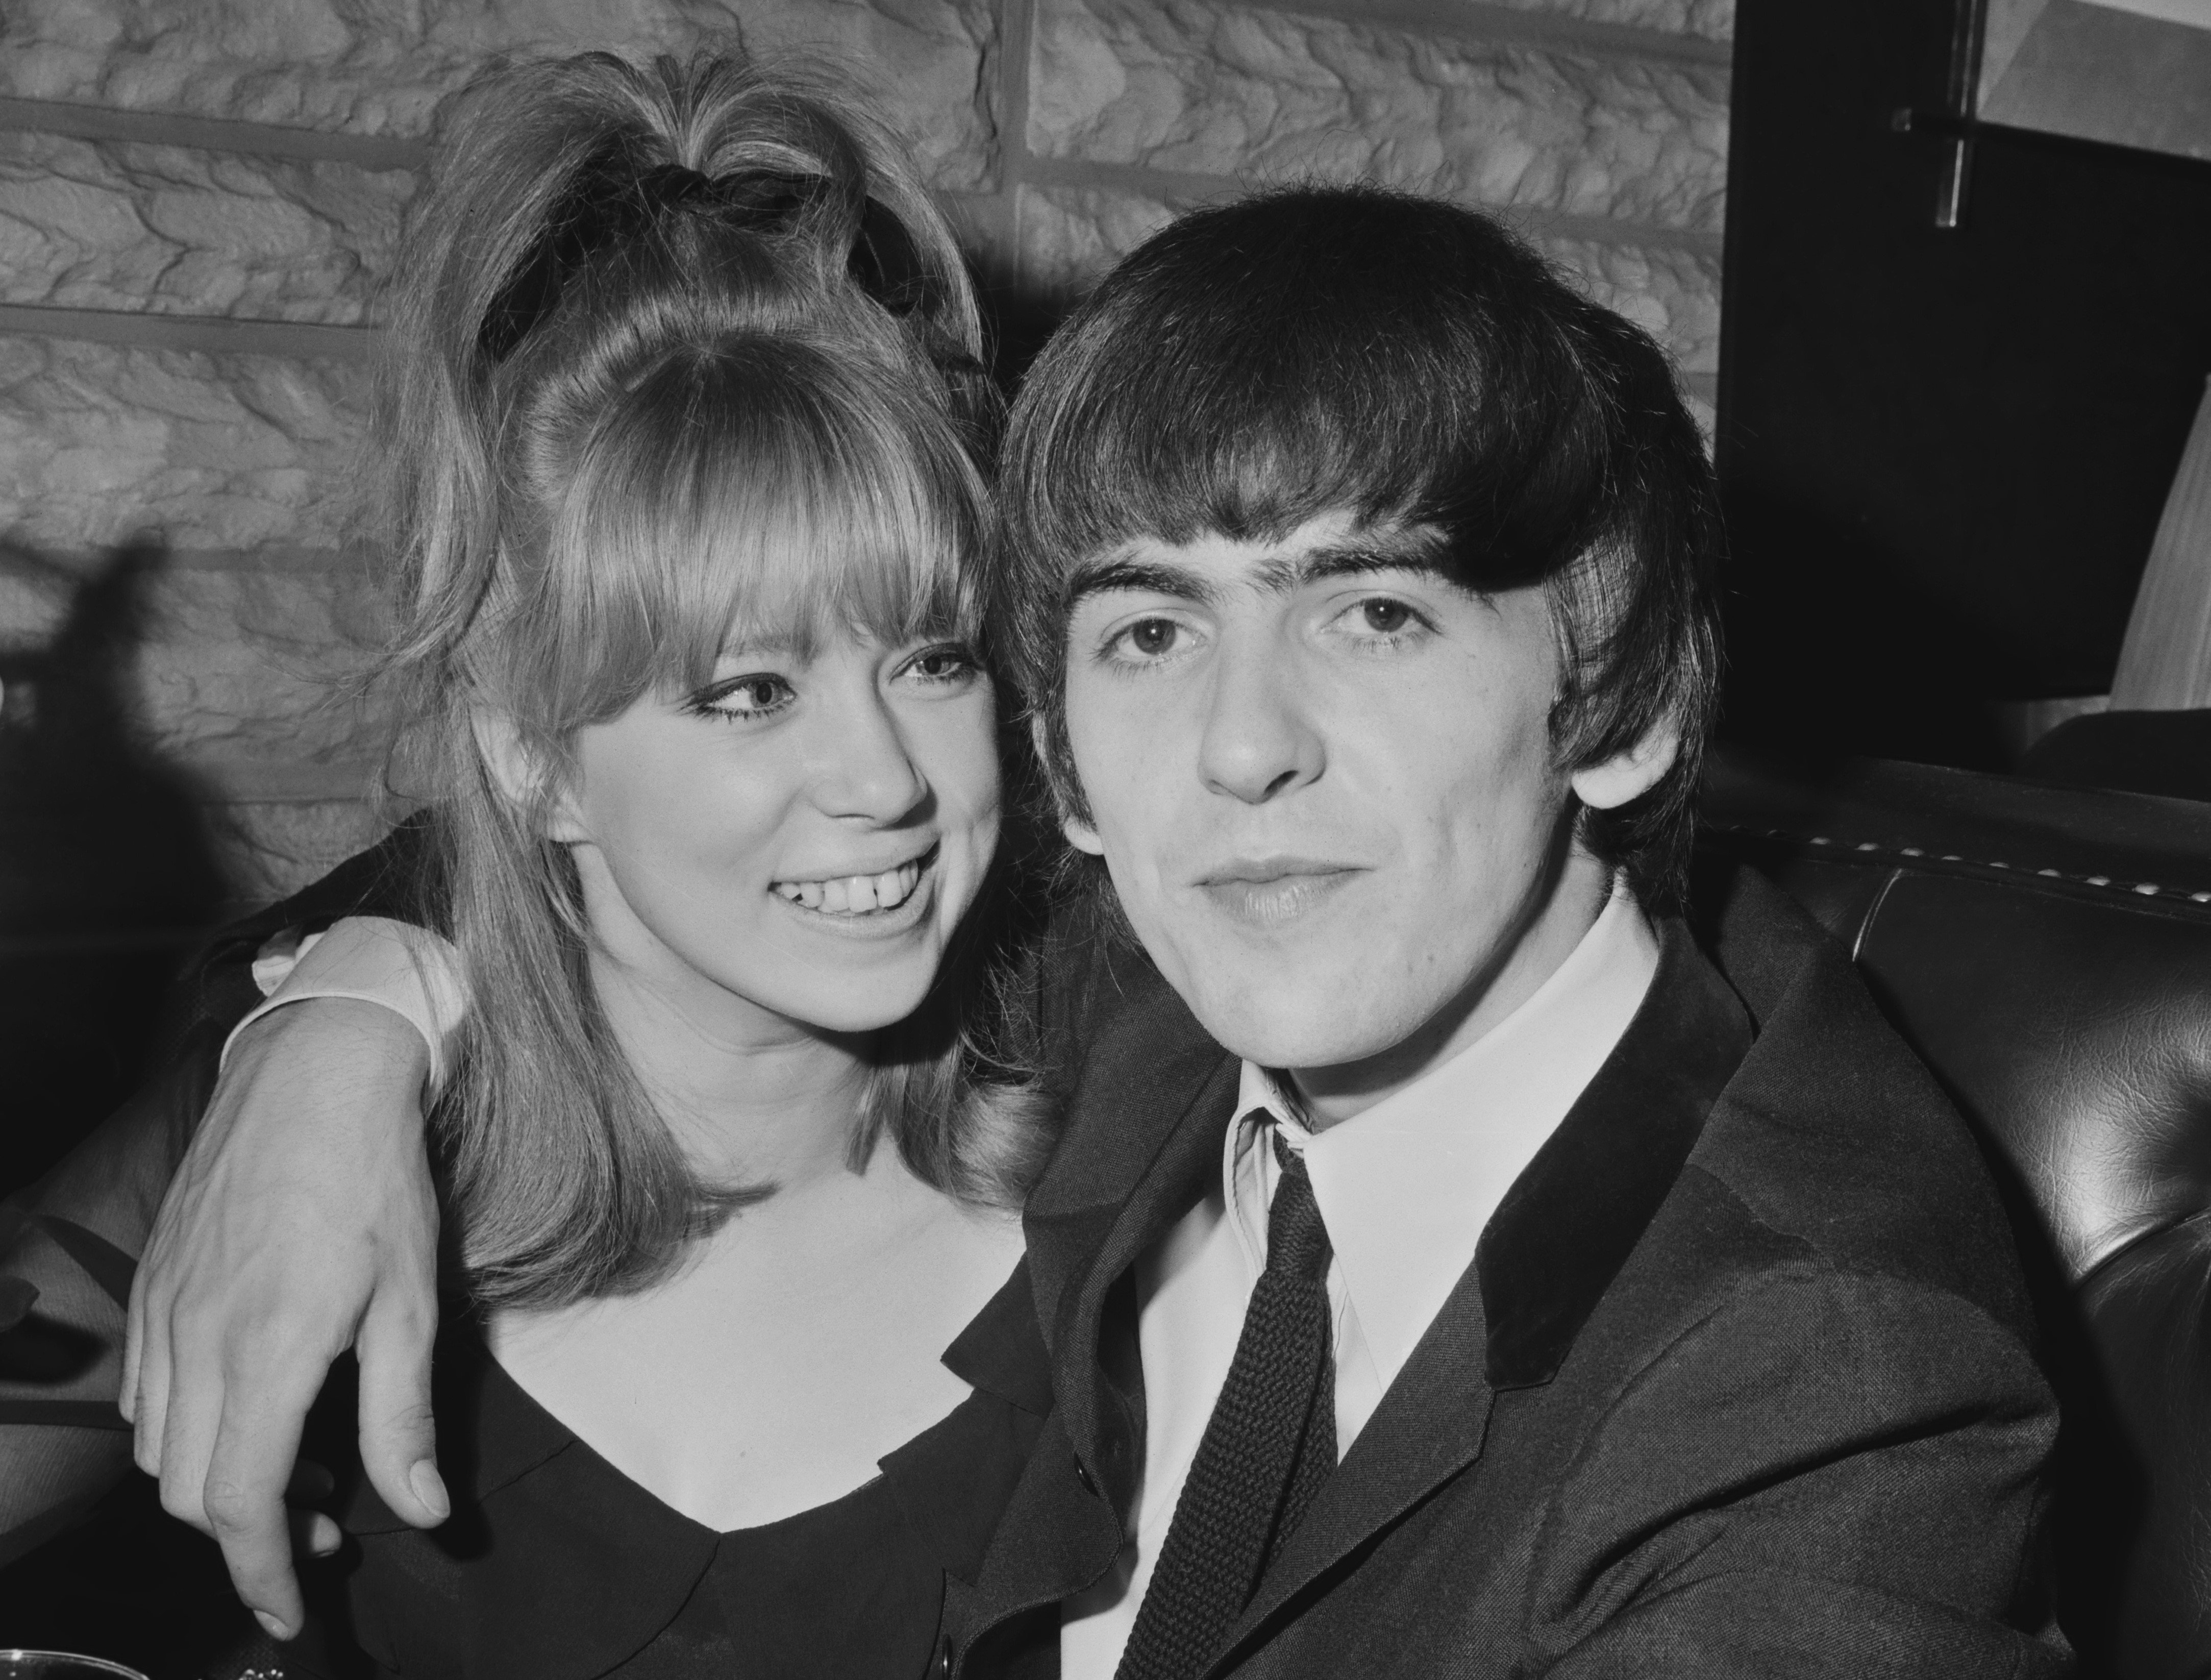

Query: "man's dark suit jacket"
left=152, top=837, right=2066, bottom=1677
left=940, top=865, right=2068, bottom=1678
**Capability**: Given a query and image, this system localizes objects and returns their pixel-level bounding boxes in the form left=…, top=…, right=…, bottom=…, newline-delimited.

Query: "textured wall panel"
left=0, top=0, right=1733, bottom=925
left=1538, top=233, right=1719, bottom=373
left=1031, top=0, right=1727, bottom=233
left=0, top=132, right=411, bottom=323
left=0, top=0, right=999, bottom=189
left=0, top=336, right=365, bottom=554
left=129, top=558, right=386, bottom=797
left=1019, top=183, right=1719, bottom=379
left=0, top=549, right=75, bottom=652
left=1015, top=179, right=1181, bottom=301
left=1486, top=0, right=1733, bottom=40
left=212, top=797, right=390, bottom=902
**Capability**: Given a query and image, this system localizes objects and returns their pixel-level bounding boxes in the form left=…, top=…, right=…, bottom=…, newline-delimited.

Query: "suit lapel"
left=1040, top=1053, right=1238, bottom=1498
left=1476, top=920, right=1751, bottom=1389
left=1206, top=920, right=1752, bottom=1672
left=1219, top=1251, right=1495, bottom=1653
left=1021, top=945, right=1240, bottom=1506
left=956, top=949, right=1240, bottom=1656
left=967, top=913, right=1752, bottom=1675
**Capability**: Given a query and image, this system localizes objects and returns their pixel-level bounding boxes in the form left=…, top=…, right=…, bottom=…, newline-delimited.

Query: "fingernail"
left=255, top=1611, right=293, bottom=1641
left=409, top=1460, right=450, bottom=1521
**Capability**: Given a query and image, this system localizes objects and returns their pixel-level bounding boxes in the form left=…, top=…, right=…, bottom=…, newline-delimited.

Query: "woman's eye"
left=693, top=674, right=796, bottom=720
left=905, top=643, right=980, bottom=684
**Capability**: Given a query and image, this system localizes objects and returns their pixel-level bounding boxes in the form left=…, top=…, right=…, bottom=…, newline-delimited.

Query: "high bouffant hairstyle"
left=1000, top=185, right=1724, bottom=907
left=368, top=52, right=1045, bottom=1311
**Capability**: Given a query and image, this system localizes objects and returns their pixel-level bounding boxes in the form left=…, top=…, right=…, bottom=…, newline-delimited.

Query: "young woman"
left=0, top=50, right=1061, bottom=1678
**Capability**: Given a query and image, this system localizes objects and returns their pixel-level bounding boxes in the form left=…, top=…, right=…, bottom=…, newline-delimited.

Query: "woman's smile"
left=769, top=842, right=940, bottom=933
left=560, top=629, right=999, bottom=1041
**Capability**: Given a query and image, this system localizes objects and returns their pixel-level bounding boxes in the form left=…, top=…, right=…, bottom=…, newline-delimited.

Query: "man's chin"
left=1176, top=979, right=1408, bottom=1076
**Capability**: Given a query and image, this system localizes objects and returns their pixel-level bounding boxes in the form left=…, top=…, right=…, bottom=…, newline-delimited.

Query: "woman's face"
left=550, top=627, right=1001, bottom=1044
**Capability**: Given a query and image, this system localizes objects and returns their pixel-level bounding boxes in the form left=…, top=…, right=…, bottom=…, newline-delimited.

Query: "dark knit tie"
left=1114, top=1129, right=1337, bottom=1680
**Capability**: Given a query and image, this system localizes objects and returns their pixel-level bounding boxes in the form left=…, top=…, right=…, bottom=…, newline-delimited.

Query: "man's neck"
left=1288, top=845, right=1620, bottom=1130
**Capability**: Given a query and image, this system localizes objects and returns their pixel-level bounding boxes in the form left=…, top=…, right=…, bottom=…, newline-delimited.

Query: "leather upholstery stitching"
left=1703, top=823, right=2211, bottom=916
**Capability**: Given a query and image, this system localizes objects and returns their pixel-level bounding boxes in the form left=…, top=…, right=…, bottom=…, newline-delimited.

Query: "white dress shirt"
left=1059, top=877, right=1661, bottom=1679
left=227, top=916, right=468, bottom=1084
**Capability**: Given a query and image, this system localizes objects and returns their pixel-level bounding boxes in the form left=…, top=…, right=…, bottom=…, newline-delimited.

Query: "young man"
left=120, top=188, right=2061, bottom=1674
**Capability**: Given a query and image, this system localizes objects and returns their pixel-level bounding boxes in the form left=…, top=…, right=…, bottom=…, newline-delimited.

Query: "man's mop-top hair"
left=1001, top=185, right=1724, bottom=908
left=369, top=52, right=1044, bottom=1310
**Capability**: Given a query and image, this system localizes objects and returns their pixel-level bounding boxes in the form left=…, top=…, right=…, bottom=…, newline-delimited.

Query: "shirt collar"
left=1228, top=875, right=1660, bottom=1397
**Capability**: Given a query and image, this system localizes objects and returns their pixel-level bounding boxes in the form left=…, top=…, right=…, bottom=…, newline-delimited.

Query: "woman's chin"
left=760, top=973, right=942, bottom=1041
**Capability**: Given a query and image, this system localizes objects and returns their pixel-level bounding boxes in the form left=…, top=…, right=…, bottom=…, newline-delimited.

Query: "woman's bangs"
left=557, top=352, right=986, bottom=706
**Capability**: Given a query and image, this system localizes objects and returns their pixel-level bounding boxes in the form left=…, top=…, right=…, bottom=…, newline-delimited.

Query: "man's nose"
left=816, top=691, right=929, bottom=822
left=1196, top=635, right=1324, bottom=804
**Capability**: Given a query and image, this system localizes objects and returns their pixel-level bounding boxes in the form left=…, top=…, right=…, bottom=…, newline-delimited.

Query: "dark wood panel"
left=1717, top=0, right=2211, bottom=769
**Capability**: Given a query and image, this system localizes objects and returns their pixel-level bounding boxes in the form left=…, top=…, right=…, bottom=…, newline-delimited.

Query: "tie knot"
left=1266, top=1135, right=1332, bottom=1282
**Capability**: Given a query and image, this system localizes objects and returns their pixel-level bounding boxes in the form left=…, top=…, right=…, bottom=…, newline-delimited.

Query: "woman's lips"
left=770, top=843, right=940, bottom=932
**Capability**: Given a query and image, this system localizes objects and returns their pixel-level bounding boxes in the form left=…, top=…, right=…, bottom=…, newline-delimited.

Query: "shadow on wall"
left=0, top=538, right=227, bottom=1198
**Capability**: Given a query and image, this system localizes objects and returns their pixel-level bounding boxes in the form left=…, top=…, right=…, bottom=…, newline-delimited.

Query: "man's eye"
left=1360, top=599, right=1414, bottom=634
left=1119, top=619, right=1180, bottom=658
left=693, top=674, right=796, bottom=719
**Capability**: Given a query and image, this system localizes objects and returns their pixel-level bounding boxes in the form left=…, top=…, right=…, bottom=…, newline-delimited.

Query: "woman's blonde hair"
left=369, top=51, right=1047, bottom=1311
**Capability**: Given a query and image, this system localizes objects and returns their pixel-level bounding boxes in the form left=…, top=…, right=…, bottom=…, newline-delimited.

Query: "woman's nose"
left=815, top=691, right=929, bottom=822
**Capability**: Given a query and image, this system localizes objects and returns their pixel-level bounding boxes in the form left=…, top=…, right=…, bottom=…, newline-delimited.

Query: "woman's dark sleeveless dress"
left=285, top=1264, right=1053, bottom=1680
left=0, top=1205, right=1053, bottom=1680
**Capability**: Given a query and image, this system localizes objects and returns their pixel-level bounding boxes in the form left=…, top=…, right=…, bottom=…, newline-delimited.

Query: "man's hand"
left=123, top=999, right=447, bottom=1640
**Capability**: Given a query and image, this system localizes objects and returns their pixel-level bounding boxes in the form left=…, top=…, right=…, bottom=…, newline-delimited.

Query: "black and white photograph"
left=0, top=1, right=2205, bottom=1676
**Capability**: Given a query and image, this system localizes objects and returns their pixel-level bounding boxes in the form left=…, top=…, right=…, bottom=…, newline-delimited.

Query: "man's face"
left=1057, top=511, right=1666, bottom=1109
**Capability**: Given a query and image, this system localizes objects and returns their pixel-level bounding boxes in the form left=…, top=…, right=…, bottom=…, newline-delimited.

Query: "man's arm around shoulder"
left=125, top=820, right=450, bottom=1639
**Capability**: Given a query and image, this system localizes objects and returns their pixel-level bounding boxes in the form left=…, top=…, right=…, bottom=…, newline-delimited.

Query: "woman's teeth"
left=773, top=858, right=925, bottom=916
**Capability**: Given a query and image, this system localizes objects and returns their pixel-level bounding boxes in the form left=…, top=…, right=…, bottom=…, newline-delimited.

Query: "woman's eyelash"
left=905, top=643, right=980, bottom=682
left=687, top=675, right=795, bottom=719
left=685, top=644, right=978, bottom=718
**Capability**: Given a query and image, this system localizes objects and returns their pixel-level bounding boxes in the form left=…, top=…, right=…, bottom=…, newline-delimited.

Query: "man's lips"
left=1193, top=857, right=1363, bottom=925
left=1196, top=854, right=1357, bottom=886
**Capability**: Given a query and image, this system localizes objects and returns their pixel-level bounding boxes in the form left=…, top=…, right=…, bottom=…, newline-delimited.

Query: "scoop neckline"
left=457, top=1284, right=1012, bottom=1539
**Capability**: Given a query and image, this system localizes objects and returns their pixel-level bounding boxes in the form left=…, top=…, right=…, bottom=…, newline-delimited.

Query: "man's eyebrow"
left=1065, top=529, right=1453, bottom=607
left=1064, top=556, right=1219, bottom=608
left=1258, top=532, right=1455, bottom=591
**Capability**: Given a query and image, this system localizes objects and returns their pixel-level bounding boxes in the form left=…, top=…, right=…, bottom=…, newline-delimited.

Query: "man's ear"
left=1569, top=713, right=1681, bottom=812
left=470, top=706, right=589, bottom=843
left=1028, top=713, right=1103, bottom=856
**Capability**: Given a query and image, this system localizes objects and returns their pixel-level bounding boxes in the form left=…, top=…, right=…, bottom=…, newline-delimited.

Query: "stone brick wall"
left=0, top=0, right=1729, bottom=912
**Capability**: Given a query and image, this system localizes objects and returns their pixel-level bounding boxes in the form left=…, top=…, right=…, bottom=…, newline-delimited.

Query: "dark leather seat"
left=1699, top=746, right=2211, bottom=1680
left=2022, top=708, right=2211, bottom=805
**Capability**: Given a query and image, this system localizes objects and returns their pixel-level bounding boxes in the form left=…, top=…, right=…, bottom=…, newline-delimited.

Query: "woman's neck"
left=585, top=940, right=874, bottom=1191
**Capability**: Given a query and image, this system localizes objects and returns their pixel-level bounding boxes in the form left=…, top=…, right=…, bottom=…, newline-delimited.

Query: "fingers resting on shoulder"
left=123, top=998, right=448, bottom=1638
